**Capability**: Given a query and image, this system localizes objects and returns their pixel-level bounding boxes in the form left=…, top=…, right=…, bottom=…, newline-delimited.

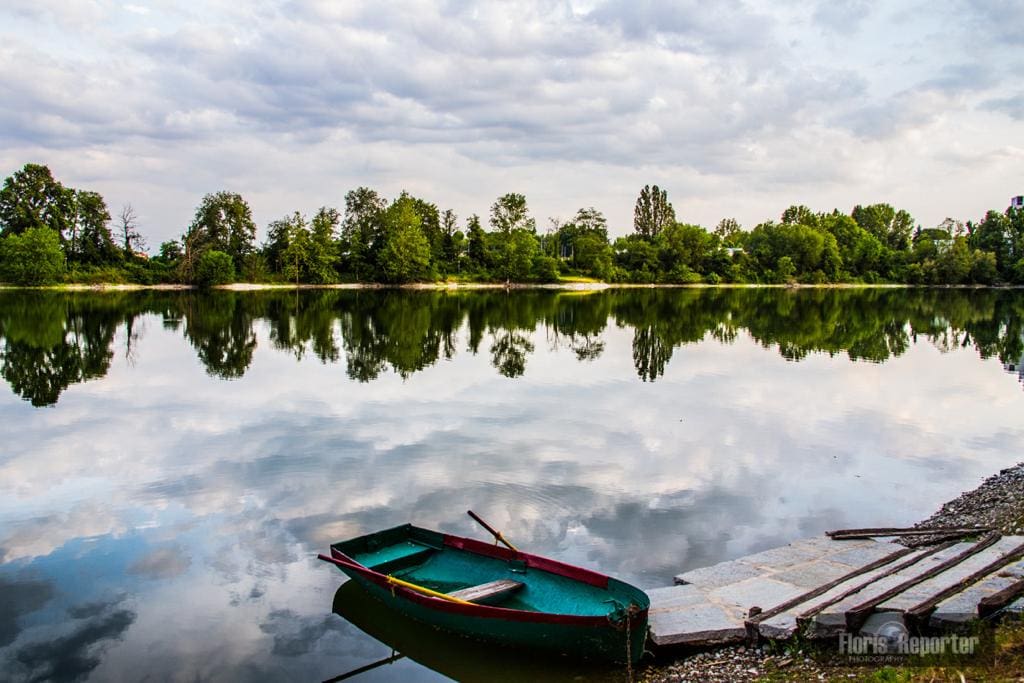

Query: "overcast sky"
left=2, top=0, right=1022, bottom=246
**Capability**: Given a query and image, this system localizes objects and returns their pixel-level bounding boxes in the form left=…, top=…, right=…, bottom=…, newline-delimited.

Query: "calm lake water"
left=1, top=287, right=1023, bottom=681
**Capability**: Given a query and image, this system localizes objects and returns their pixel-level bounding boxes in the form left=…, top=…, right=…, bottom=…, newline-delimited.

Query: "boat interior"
left=331, top=524, right=642, bottom=617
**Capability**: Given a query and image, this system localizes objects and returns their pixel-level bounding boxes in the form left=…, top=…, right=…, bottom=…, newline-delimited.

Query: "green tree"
left=656, top=223, right=715, bottom=280
left=308, top=206, right=340, bottom=283
left=746, top=221, right=840, bottom=282
left=819, top=212, right=883, bottom=279
left=0, top=163, right=76, bottom=241
left=195, top=249, right=236, bottom=288
left=380, top=196, right=432, bottom=283
left=574, top=232, right=613, bottom=279
left=970, top=250, right=998, bottom=284
left=490, top=193, right=536, bottom=235
left=633, top=185, right=675, bottom=239
left=714, top=218, right=743, bottom=247
left=466, top=214, right=488, bottom=271
left=279, top=213, right=313, bottom=284
left=410, top=197, right=442, bottom=262
left=341, top=187, right=386, bottom=280
left=156, top=240, right=182, bottom=263
left=0, top=227, right=65, bottom=285
left=507, top=231, right=540, bottom=281
left=440, top=208, right=459, bottom=274
left=183, top=192, right=257, bottom=278
left=555, top=207, right=610, bottom=272
left=613, top=234, right=660, bottom=282
left=969, top=210, right=1012, bottom=276
left=781, top=205, right=818, bottom=227
left=572, top=207, right=609, bottom=241
left=851, top=203, right=914, bottom=251
left=72, top=190, right=120, bottom=265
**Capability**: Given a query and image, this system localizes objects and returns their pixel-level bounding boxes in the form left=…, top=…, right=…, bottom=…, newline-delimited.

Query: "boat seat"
left=359, top=542, right=435, bottom=573
left=448, top=579, right=524, bottom=605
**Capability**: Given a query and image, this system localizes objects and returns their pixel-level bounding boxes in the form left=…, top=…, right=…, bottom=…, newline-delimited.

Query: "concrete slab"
left=674, top=559, right=763, bottom=588
left=647, top=584, right=708, bottom=611
left=789, top=536, right=875, bottom=552
left=708, top=576, right=806, bottom=611
left=758, top=613, right=799, bottom=640
left=764, top=549, right=933, bottom=639
left=654, top=535, right=1012, bottom=648
left=829, top=542, right=907, bottom=569
left=929, top=558, right=1024, bottom=628
left=809, top=542, right=977, bottom=637
left=740, top=544, right=825, bottom=570
left=772, top=560, right=860, bottom=589
left=879, top=537, right=1024, bottom=612
left=648, top=598, right=746, bottom=646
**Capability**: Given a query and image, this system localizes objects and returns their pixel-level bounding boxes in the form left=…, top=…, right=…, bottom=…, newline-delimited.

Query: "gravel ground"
left=636, top=645, right=835, bottom=682
left=639, top=461, right=1024, bottom=682
left=914, top=462, right=1024, bottom=536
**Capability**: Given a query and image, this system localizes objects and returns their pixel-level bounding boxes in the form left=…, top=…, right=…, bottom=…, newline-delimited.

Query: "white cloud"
left=0, top=0, right=1021, bottom=245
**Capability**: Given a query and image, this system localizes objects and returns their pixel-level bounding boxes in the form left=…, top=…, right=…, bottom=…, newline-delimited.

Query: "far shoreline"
left=1, top=281, right=1023, bottom=292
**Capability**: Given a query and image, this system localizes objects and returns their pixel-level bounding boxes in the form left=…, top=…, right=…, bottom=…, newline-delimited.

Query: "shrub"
left=531, top=255, right=559, bottom=283
left=64, top=265, right=129, bottom=284
left=195, top=250, right=235, bottom=288
left=0, top=227, right=65, bottom=285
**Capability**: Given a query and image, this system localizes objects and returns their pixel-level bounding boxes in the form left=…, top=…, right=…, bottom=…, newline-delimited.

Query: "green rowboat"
left=318, top=523, right=649, bottom=663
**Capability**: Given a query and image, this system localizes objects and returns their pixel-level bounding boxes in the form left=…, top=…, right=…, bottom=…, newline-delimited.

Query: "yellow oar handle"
left=496, top=533, right=519, bottom=552
left=467, top=510, right=519, bottom=552
left=385, top=574, right=474, bottom=606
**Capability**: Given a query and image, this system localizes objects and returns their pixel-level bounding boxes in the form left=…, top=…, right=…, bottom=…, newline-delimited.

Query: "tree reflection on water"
left=0, top=287, right=1022, bottom=406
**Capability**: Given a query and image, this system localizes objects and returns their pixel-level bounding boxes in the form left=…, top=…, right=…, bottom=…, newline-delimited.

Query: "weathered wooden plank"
left=844, top=532, right=1001, bottom=631
left=979, top=578, right=1024, bottom=618
left=827, top=526, right=992, bottom=540
left=449, top=579, right=524, bottom=603
left=930, top=561, right=1024, bottom=628
left=804, top=541, right=970, bottom=637
left=744, top=545, right=916, bottom=640
left=756, top=548, right=935, bottom=640
left=799, top=541, right=956, bottom=620
left=903, top=538, right=1024, bottom=624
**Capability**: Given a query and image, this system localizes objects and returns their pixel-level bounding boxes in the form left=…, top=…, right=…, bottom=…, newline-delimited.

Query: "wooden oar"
left=321, top=652, right=405, bottom=682
left=317, top=554, right=474, bottom=606
left=467, top=510, right=519, bottom=552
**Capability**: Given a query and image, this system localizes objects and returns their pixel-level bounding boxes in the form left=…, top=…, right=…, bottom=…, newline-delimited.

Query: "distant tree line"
left=2, top=162, right=1023, bottom=286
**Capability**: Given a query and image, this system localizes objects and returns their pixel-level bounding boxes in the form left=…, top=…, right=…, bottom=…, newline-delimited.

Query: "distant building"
left=1012, top=195, right=1024, bottom=210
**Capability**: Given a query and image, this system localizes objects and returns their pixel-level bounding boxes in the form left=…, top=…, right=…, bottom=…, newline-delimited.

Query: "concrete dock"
left=646, top=532, right=1024, bottom=648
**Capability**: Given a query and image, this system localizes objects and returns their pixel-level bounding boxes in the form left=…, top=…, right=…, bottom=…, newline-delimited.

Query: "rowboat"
left=318, top=522, right=649, bottom=663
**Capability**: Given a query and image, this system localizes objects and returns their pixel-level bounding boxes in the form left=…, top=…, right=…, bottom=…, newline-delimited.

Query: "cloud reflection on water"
left=0, top=288, right=1022, bottom=680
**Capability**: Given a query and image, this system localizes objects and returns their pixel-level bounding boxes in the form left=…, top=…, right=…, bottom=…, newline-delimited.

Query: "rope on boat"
left=625, top=608, right=633, bottom=683
left=607, top=600, right=643, bottom=681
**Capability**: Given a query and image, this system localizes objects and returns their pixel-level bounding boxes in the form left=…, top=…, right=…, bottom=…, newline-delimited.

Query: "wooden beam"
left=827, top=527, right=992, bottom=540
left=797, top=541, right=957, bottom=621
left=844, top=532, right=1002, bottom=632
left=979, top=578, right=1024, bottom=619
left=905, top=540, right=1024, bottom=624
left=745, top=544, right=913, bottom=630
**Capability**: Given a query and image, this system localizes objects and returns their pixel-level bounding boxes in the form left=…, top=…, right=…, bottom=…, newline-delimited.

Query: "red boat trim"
left=441, top=534, right=609, bottom=589
left=318, top=550, right=638, bottom=628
